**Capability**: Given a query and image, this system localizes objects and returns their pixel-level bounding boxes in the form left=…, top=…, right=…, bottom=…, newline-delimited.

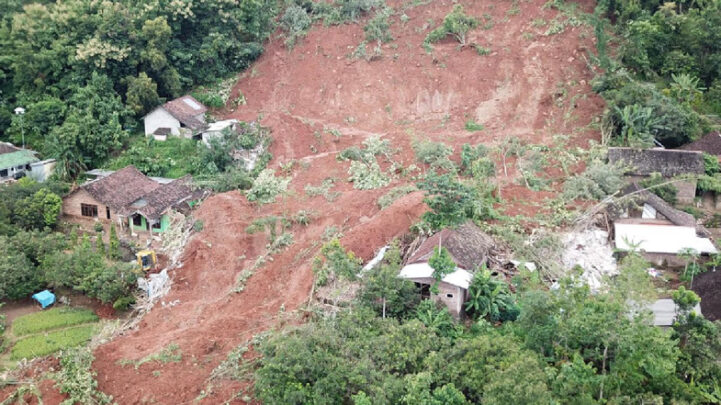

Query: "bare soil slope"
left=90, top=0, right=604, bottom=403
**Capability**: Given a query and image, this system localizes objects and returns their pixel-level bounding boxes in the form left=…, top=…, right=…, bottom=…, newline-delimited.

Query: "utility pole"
left=14, top=106, right=25, bottom=148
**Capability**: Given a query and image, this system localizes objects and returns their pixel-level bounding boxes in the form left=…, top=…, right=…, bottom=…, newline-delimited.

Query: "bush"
left=246, top=169, right=290, bottom=204
left=312, top=239, right=362, bottom=286
left=193, top=220, right=205, bottom=232
left=425, top=5, right=479, bottom=46
left=113, top=296, right=135, bottom=311
left=364, top=7, right=393, bottom=43
left=413, top=139, right=456, bottom=172
left=55, top=347, right=111, bottom=405
left=11, top=325, right=96, bottom=360
left=464, top=120, right=484, bottom=132
left=12, top=308, right=98, bottom=336
left=562, top=159, right=625, bottom=200
left=281, top=4, right=312, bottom=48
left=348, top=160, right=390, bottom=190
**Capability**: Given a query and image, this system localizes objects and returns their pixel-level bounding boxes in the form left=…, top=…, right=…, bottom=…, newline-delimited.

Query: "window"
left=416, top=283, right=431, bottom=299
left=106, top=207, right=111, bottom=219
left=152, top=221, right=162, bottom=230
left=132, top=215, right=142, bottom=226
left=0, top=169, right=7, bottom=177
left=446, top=293, right=454, bottom=298
left=81, top=204, right=98, bottom=218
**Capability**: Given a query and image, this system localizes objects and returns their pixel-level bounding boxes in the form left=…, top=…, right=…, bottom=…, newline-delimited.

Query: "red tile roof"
left=161, top=96, right=207, bottom=130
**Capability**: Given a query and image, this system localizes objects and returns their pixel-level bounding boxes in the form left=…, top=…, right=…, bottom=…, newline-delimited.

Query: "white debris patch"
left=562, top=229, right=617, bottom=290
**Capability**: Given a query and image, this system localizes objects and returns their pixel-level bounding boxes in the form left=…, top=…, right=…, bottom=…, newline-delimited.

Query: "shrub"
left=312, top=239, right=362, bottom=286
left=11, top=325, right=96, bottom=360
left=113, top=296, right=135, bottom=311
left=562, top=160, right=625, bottom=200
left=464, top=120, right=484, bottom=132
left=12, top=307, right=98, bottom=336
left=413, top=139, right=456, bottom=172
left=425, top=5, right=479, bottom=46
left=364, top=7, right=393, bottom=43
left=246, top=169, right=290, bottom=204
left=55, top=347, right=111, bottom=405
left=193, top=220, right=204, bottom=232
left=460, top=143, right=489, bottom=174
left=348, top=160, right=390, bottom=190
left=281, top=4, right=312, bottom=48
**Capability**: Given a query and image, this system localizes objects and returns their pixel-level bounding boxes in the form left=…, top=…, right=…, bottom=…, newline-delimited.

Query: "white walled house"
left=143, top=96, right=208, bottom=140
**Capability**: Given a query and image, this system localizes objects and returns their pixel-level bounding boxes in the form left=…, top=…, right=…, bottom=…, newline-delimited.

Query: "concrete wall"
left=627, top=175, right=697, bottom=205
left=407, top=277, right=466, bottom=319
left=144, top=108, right=180, bottom=136
left=29, top=159, right=56, bottom=182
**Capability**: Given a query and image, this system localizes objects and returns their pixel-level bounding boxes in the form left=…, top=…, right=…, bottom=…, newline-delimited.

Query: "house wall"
left=406, top=277, right=466, bottom=319
left=62, top=189, right=122, bottom=225
left=0, top=163, right=31, bottom=181
left=627, top=175, right=697, bottom=205
left=144, top=108, right=180, bottom=136
left=129, top=214, right=170, bottom=234
left=29, top=159, right=56, bottom=182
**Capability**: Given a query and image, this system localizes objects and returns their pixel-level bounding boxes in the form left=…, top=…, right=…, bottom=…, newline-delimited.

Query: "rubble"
left=562, top=229, right=618, bottom=290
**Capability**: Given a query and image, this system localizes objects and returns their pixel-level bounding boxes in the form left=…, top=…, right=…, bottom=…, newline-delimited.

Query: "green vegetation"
left=425, top=5, right=479, bottom=46
left=413, top=139, right=456, bottom=172
left=377, top=185, right=417, bottom=209
left=590, top=0, right=721, bottom=148
left=464, top=120, right=485, bottom=132
left=12, top=307, right=98, bottom=337
left=120, top=343, right=183, bottom=370
left=312, top=239, right=362, bottom=287
left=254, top=247, right=721, bottom=403
left=0, top=0, right=276, bottom=179
left=246, top=169, right=291, bottom=204
left=110, top=121, right=272, bottom=192
left=10, top=324, right=96, bottom=360
left=56, top=347, right=113, bottom=405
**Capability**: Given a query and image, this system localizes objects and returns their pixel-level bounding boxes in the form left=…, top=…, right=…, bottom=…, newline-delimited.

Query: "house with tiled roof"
left=143, top=95, right=208, bottom=140
left=399, top=222, right=498, bottom=319
left=62, top=166, right=203, bottom=235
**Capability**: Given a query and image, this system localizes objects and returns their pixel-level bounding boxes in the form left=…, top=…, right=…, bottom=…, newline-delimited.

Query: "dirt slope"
left=89, top=0, right=604, bottom=403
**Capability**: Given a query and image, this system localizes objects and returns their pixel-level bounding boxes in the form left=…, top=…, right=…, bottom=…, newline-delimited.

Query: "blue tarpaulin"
left=32, top=290, right=55, bottom=309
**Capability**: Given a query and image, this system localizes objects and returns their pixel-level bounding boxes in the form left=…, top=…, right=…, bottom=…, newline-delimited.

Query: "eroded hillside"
left=92, top=0, right=604, bottom=402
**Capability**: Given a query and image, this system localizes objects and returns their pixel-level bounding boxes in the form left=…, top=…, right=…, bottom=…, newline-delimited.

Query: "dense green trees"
left=0, top=0, right=277, bottom=178
left=255, top=252, right=721, bottom=403
left=594, top=0, right=721, bottom=147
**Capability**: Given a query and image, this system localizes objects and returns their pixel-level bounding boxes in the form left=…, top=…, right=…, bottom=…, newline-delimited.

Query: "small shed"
left=32, top=290, right=55, bottom=309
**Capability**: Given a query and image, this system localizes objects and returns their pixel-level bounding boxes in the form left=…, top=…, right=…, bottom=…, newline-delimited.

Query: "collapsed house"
left=201, top=119, right=240, bottom=146
left=62, top=166, right=204, bottom=237
left=610, top=184, right=717, bottom=266
left=143, top=95, right=208, bottom=140
left=399, top=222, right=497, bottom=319
left=608, top=147, right=704, bottom=204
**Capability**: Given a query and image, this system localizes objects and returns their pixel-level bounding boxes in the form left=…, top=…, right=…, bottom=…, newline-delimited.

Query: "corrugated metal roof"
left=0, top=150, right=38, bottom=169
left=398, top=262, right=473, bottom=289
left=649, top=299, right=702, bottom=326
left=615, top=223, right=718, bottom=254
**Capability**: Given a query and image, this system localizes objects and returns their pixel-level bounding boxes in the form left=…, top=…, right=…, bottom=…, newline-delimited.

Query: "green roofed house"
left=62, top=166, right=205, bottom=238
left=0, top=142, right=38, bottom=182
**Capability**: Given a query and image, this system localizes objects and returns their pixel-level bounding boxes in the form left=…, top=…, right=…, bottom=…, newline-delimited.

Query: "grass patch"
left=10, top=325, right=96, bottom=360
left=107, top=136, right=201, bottom=179
left=12, top=307, right=98, bottom=337
left=378, top=185, right=416, bottom=209
left=120, top=343, right=182, bottom=370
left=464, top=120, right=485, bottom=132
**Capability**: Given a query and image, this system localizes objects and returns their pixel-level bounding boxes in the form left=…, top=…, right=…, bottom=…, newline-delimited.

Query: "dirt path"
left=88, top=0, right=605, bottom=403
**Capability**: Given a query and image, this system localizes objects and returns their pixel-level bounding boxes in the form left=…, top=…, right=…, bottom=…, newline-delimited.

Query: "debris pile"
left=562, top=229, right=617, bottom=290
